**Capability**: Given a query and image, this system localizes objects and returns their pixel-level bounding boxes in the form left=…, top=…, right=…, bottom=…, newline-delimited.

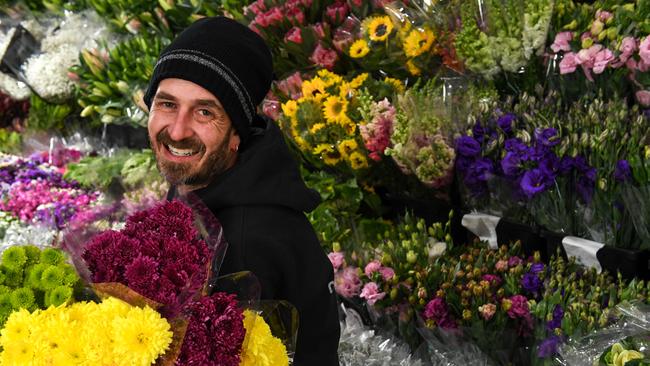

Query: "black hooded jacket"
left=194, top=117, right=340, bottom=365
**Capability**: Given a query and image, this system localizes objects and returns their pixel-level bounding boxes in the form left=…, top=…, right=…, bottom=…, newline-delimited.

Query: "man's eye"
left=158, top=101, right=175, bottom=109
left=198, top=109, right=214, bottom=118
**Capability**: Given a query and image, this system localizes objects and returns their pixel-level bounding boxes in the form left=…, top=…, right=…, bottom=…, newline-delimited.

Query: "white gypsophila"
left=0, top=71, right=30, bottom=100
left=40, top=10, right=112, bottom=53
left=0, top=221, right=57, bottom=253
left=23, top=44, right=79, bottom=100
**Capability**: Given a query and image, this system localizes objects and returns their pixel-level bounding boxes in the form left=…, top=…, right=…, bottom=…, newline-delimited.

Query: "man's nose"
left=167, top=110, right=194, bottom=141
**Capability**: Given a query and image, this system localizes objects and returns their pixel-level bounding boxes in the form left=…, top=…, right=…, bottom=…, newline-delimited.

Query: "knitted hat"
left=144, top=17, right=273, bottom=143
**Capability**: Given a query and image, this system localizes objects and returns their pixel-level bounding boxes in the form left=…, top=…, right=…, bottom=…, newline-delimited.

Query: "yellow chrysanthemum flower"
left=240, top=310, right=289, bottom=366
left=1, top=308, right=31, bottom=340
left=349, top=151, right=369, bottom=170
left=1, top=339, right=35, bottom=365
left=349, top=73, right=369, bottom=89
left=301, top=77, right=327, bottom=102
left=348, top=39, right=370, bottom=59
left=112, top=306, right=173, bottom=366
left=384, top=77, right=405, bottom=94
left=405, top=60, right=421, bottom=76
left=366, top=16, right=394, bottom=42
left=281, top=100, right=299, bottom=119
left=322, top=95, right=349, bottom=124
left=338, top=139, right=358, bottom=158
left=403, top=28, right=436, bottom=57
left=55, top=338, right=89, bottom=365
left=309, top=123, right=326, bottom=134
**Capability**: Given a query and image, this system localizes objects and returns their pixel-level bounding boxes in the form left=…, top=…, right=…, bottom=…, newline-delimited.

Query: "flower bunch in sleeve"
left=278, top=70, right=402, bottom=173
left=385, top=79, right=456, bottom=189
left=0, top=245, right=80, bottom=326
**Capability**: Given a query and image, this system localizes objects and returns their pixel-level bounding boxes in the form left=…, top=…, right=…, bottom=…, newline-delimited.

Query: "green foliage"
left=0, top=129, right=22, bottom=154
left=26, top=94, right=73, bottom=131
left=63, top=149, right=133, bottom=190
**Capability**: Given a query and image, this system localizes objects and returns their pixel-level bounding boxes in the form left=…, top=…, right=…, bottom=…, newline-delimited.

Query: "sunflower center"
left=374, top=24, right=387, bottom=37
left=331, top=102, right=343, bottom=115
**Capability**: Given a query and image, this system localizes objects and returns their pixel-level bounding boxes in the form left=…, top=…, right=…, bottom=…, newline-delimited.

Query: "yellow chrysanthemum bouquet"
left=278, top=69, right=403, bottom=174
left=343, top=2, right=456, bottom=78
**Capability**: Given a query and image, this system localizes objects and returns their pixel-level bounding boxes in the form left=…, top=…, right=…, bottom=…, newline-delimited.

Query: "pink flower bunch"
left=327, top=251, right=346, bottom=271
left=334, top=266, right=362, bottom=298
left=82, top=200, right=211, bottom=312
left=247, top=0, right=311, bottom=31
left=360, top=282, right=385, bottom=305
left=423, top=297, right=457, bottom=329
left=505, top=294, right=534, bottom=336
left=360, top=99, right=396, bottom=161
left=363, top=260, right=395, bottom=281
left=176, top=292, right=246, bottom=366
left=274, top=71, right=304, bottom=99
left=310, top=43, right=339, bottom=70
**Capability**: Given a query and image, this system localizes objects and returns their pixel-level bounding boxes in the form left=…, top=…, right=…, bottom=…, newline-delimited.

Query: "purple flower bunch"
left=82, top=200, right=211, bottom=312
left=455, top=113, right=598, bottom=204
left=521, top=262, right=545, bottom=297
left=423, top=297, right=457, bottom=329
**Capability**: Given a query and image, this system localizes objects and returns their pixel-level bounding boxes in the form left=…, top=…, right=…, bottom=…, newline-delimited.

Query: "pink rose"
left=559, top=52, right=579, bottom=74
left=379, top=267, right=395, bottom=281
left=309, top=43, right=338, bottom=70
left=312, top=22, right=326, bottom=39
left=639, top=37, right=650, bottom=65
left=592, top=48, right=614, bottom=74
left=364, top=260, right=382, bottom=277
left=326, top=1, right=349, bottom=25
left=328, top=252, right=346, bottom=271
left=286, top=6, right=305, bottom=26
left=550, top=32, right=573, bottom=53
left=334, top=266, right=361, bottom=298
left=479, top=303, right=496, bottom=321
left=284, top=27, right=303, bottom=44
left=360, top=282, right=386, bottom=305
left=276, top=71, right=303, bottom=99
left=636, top=90, right=650, bottom=107
left=255, top=7, right=283, bottom=27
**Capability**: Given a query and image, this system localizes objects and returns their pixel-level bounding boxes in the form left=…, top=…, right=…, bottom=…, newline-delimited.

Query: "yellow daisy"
left=281, top=100, right=299, bottom=119
left=338, top=139, right=358, bottom=158
left=405, top=60, right=421, bottom=76
left=349, top=73, right=369, bottom=88
left=366, top=16, right=394, bottom=42
left=322, top=95, right=349, bottom=124
left=384, top=77, right=405, bottom=94
left=301, top=77, right=327, bottom=101
left=348, top=39, right=370, bottom=58
left=348, top=151, right=369, bottom=170
left=403, top=28, right=436, bottom=57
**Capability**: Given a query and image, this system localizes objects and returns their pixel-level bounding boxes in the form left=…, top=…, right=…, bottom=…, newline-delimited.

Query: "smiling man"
left=144, top=17, right=340, bottom=365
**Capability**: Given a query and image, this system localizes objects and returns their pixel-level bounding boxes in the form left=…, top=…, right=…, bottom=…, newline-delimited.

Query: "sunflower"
left=348, top=39, right=370, bottom=58
left=405, top=60, right=421, bottom=76
left=384, top=77, right=405, bottom=94
left=402, top=28, right=436, bottom=57
left=322, top=95, right=349, bottom=124
left=338, top=82, right=355, bottom=99
left=281, top=100, right=299, bottom=119
left=309, top=123, right=326, bottom=134
left=366, top=16, right=394, bottom=42
left=313, top=144, right=341, bottom=165
left=341, top=119, right=357, bottom=135
left=348, top=151, right=369, bottom=170
left=337, top=139, right=358, bottom=158
left=349, top=73, right=369, bottom=88
left=301, top=77, right=328, bottom=101
left=317, top=69, right=343, bottom=87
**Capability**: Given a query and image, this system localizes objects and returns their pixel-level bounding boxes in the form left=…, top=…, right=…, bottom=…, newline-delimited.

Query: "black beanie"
left=144, top=17, right=273, bottom=143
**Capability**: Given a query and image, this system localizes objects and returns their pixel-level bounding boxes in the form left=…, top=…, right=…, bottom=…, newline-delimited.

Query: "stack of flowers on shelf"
left=67, top=199, right=289, bottom=366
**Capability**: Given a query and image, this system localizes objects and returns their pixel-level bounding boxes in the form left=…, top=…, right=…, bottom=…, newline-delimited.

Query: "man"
left=143, top=16, right=340, bottom=365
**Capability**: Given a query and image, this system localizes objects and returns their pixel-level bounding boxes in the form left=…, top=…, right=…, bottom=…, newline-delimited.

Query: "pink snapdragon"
left=360, top=99, right=395, bottom=161
left=360, top=282, right=386, bottom=305
left=551, top=32, right=573, bottom=53
left=310, top=43, right=338, bottom=70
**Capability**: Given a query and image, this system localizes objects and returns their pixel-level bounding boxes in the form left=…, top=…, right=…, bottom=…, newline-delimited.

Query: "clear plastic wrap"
left=558, top=301, right=650, bottom=366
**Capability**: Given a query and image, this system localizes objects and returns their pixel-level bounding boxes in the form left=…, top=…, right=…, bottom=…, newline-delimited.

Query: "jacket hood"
left=194, top=117, right=320, bottom=213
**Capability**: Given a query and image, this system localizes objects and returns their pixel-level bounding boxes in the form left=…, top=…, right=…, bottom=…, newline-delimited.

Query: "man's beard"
left=153, top=127, right=233, bottom=188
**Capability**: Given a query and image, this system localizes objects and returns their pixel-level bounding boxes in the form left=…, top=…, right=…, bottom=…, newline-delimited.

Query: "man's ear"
left=229, top=130, right=241, bottom=152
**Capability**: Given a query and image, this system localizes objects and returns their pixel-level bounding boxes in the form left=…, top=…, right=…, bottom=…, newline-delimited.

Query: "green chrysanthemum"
left=40, top=248, right=65, bottom=266
left=0, top=285, right=11, bottom=295
left=0, top=293, right=11, bottom=326
left=62, top=264, right=80, bottom=287
left=23, top=245, right=41, bottom=266
left=2, top=246, right=27, bottom=270
left=48, top=286, right=73, bottom=307
left=10, top=287, right=35, bottom=310
left=2, top=266, right=23, bottom=288
left=25, top=263, right=47, bottom=289
left=41, top=266, right=65, bottom=290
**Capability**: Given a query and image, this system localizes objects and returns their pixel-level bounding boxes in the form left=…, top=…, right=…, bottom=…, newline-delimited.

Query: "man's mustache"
left=156, top=130, right=205, bottom=152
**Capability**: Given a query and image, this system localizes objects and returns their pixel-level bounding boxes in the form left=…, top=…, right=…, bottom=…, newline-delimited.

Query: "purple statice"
left=497, top=113, right=516, bottom=134
left=534, top=128, right=560, bottom=147
left=546, top=304, right=564, bottom=331
left=456, top=136, right=482, bottom=157
left=520, top=169, right=549, bottom=198
left=614, top=159, right=632, bottom=182
left=537, top=335, right=563, bottom=358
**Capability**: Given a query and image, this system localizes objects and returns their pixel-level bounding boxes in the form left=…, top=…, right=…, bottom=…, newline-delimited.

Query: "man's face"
left=147, top=78, right=240, bottom=188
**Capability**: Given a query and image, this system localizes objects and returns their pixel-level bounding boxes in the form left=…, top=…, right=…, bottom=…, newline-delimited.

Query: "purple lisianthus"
left=539, top=154, right=560, bottom=179
left=469, top=158, right=494, bottom=181
left=547, top=304, right=564, bottom=331
left=501, top=152, right=522, bottom=177
left=456, top=136, right=481, bottom=157
left=537, top=335, right=563, bottom=358
left=508, top=256, right=523, bottom=267
left=504, top=138, right=528, bottom=155
left=614, top=159, right=632, bottom=182
left=520, top=169, right=549, bottom=198
left=530, top=262, right=545, bottom=274
left=455, top=156, right=474, bottom=174
left=497, top=113, right=516, bottom=134
left=521, top=272, right=542, bottom=294
left=577, top=169, right=596, bottom=204
left=559, top=156, right=573, bottom=174
left=472, top=122, right=486, bottom=142
left=534, top=128, right=560, bottom=147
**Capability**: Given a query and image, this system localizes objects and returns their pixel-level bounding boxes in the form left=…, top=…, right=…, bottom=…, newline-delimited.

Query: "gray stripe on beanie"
left=154, top=49, right=255, bottom=123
